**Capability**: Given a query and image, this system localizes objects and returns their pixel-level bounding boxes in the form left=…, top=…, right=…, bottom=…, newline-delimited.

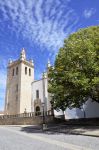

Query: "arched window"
left=36, top=90, right=39, bottom=99
left=16, top=67, right=18, bottom=75
left=12, top=68, right=14, bottom=76
left=25, top=67, right=27, bottom=75
left=29, top=68, right=31, bottom=76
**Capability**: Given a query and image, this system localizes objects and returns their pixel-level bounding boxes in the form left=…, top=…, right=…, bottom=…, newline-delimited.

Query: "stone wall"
left=0, top=113, right=53, bottom=125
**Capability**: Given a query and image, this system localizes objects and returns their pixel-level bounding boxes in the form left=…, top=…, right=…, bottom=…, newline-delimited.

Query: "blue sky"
left=0, top=0, right=99, bottom=110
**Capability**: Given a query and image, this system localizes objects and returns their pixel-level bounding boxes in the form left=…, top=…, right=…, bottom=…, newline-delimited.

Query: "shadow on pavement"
left=21, top=125, right=43, bottom=133
left=20, top=124, right=99, bottom=136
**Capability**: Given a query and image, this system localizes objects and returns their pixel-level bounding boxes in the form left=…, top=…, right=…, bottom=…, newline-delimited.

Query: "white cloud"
left=0, top=70, right=6, bottom=110
left=0, top=71, right=6, bottom=88
left=83, top=8, right=96, bottom=19
left=0, top=0, right=78, bottom=52
left=0, top=0, right=79, bottom=109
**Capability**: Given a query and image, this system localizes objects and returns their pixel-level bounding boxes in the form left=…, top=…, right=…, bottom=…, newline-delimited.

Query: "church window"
left=12, top=68, right=14, bottom=76
left=36, top=90, right=39, bottom=99
left=29, top=68, right=31, bottom=76
left=25, top=67, right=27, bottom=74
left=16, top=67, right=18, bottom=75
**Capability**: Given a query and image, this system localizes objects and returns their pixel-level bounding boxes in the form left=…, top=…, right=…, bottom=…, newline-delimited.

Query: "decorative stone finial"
left=42, top=72, right=47, bottom=78
left=8, top=59, right=12, bottom=64
left=30, top=59, right=34, bottom=66
left=47, top=59, right=51, bottom=68
left=20, top=48, right=26, bottom=60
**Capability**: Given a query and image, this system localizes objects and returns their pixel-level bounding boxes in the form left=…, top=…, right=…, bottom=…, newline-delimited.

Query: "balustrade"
left=0, top=111, right=52, bottom=120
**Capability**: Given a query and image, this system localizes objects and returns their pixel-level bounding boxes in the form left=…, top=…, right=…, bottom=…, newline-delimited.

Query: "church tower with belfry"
left=5, top=48, right=34, bottom=115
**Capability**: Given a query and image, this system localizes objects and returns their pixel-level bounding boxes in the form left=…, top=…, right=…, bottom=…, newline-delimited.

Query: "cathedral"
left=5, top=49, right=99, bottom=119
left=5, top=48, right=51, bottom=115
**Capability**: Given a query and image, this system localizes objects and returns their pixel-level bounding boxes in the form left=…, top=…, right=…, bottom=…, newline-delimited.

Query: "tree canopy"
left=48, top=26, right=99, bottom=111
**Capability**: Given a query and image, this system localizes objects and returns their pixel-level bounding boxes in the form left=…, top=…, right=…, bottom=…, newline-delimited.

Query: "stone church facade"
left=5, top=49, right=99, bottom=119
left=5, top=49, right=51, bottom=115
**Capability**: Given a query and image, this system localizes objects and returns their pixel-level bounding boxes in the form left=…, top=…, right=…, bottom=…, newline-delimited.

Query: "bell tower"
left=5, top=48, right=34, bottom=114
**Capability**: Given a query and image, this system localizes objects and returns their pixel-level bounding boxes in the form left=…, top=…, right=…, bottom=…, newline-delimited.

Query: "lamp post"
left=51, top=94, right=55, bottom=117
left=42, top=102, right=46, bottom=130
left=24, top=108, right=27, bottom=117
left=83, top=105, right=86, bottom=118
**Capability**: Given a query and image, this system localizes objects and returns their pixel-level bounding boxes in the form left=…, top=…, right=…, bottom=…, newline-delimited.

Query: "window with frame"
left=36, top=90, right=39, bottom=99
left=29, top=68, right=31, bottom=76
left=16, top=67, right=18, bottom=75
left=12, top=68, right=14, bottom=76
left=25, top=67, right=27, bottom=75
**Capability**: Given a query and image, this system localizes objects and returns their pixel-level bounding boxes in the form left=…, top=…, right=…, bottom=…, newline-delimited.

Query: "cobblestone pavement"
left=0, top=126, right=99, bottom=150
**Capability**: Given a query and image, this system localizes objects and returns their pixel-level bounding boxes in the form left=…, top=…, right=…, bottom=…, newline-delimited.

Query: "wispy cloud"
left=0, top=0, right=78, bottom=52
left=0, top=0, right=79, bottom=109
left=83, top=8, right=96, bottom=19
left=0, top=70, right=6, bottom=110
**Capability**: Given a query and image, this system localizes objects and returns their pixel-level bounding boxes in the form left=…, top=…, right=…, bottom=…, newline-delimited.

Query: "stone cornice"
left=22, top=60, right=34, bottom=68
left=8, top=59, right=34, bottom=68
left=31, top=77, right=47, bottom=84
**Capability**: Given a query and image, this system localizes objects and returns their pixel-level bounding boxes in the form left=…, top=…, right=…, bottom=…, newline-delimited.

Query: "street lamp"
left=42, top=102, right=46, bottom=130
left=24, top=108, right=27, bottom=117
left=51, top=94, right=54, bottom=116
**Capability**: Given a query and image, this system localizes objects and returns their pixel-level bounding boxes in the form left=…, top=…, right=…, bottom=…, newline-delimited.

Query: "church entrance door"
left=35, top=106, right=41, bottom=116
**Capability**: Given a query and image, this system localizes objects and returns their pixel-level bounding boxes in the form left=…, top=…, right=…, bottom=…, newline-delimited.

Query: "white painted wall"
left=32, top=79, right=44, bottom=103
left=54, top=110, right=64, bottom=116
left=54, top=99, right=99, bottom=119
left=84, top=99, right=99, bottom=118
left=65, top=108, right=84, bottom=119
left=20, top=62, right=34, bottom=113
left=32, top=77, right=51, bottom=113
left=32, top=78, right=48, bottom=111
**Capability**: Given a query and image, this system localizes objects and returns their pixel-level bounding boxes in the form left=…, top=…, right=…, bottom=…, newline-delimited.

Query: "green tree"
left=48, top=26, right=99, bottom=111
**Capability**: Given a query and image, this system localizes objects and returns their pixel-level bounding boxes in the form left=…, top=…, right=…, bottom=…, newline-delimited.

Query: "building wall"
left=5, top=62, right=21, bottom=114
left=32, top=79, right=46, bottom=112
left=45, top=77, right=51, bottom=112
left=65, top=99, right=99, bottom=119
left=5, top=58, right=34, bottom=114
left=32, top=80, right=44, bottom=105
left=83, top=99, right=99, bottom=118
left=54, top=99, right=99, bottom=119
left=32, top=78, right=51, bottom=113
left=19, top=62, right=34, bottom=113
